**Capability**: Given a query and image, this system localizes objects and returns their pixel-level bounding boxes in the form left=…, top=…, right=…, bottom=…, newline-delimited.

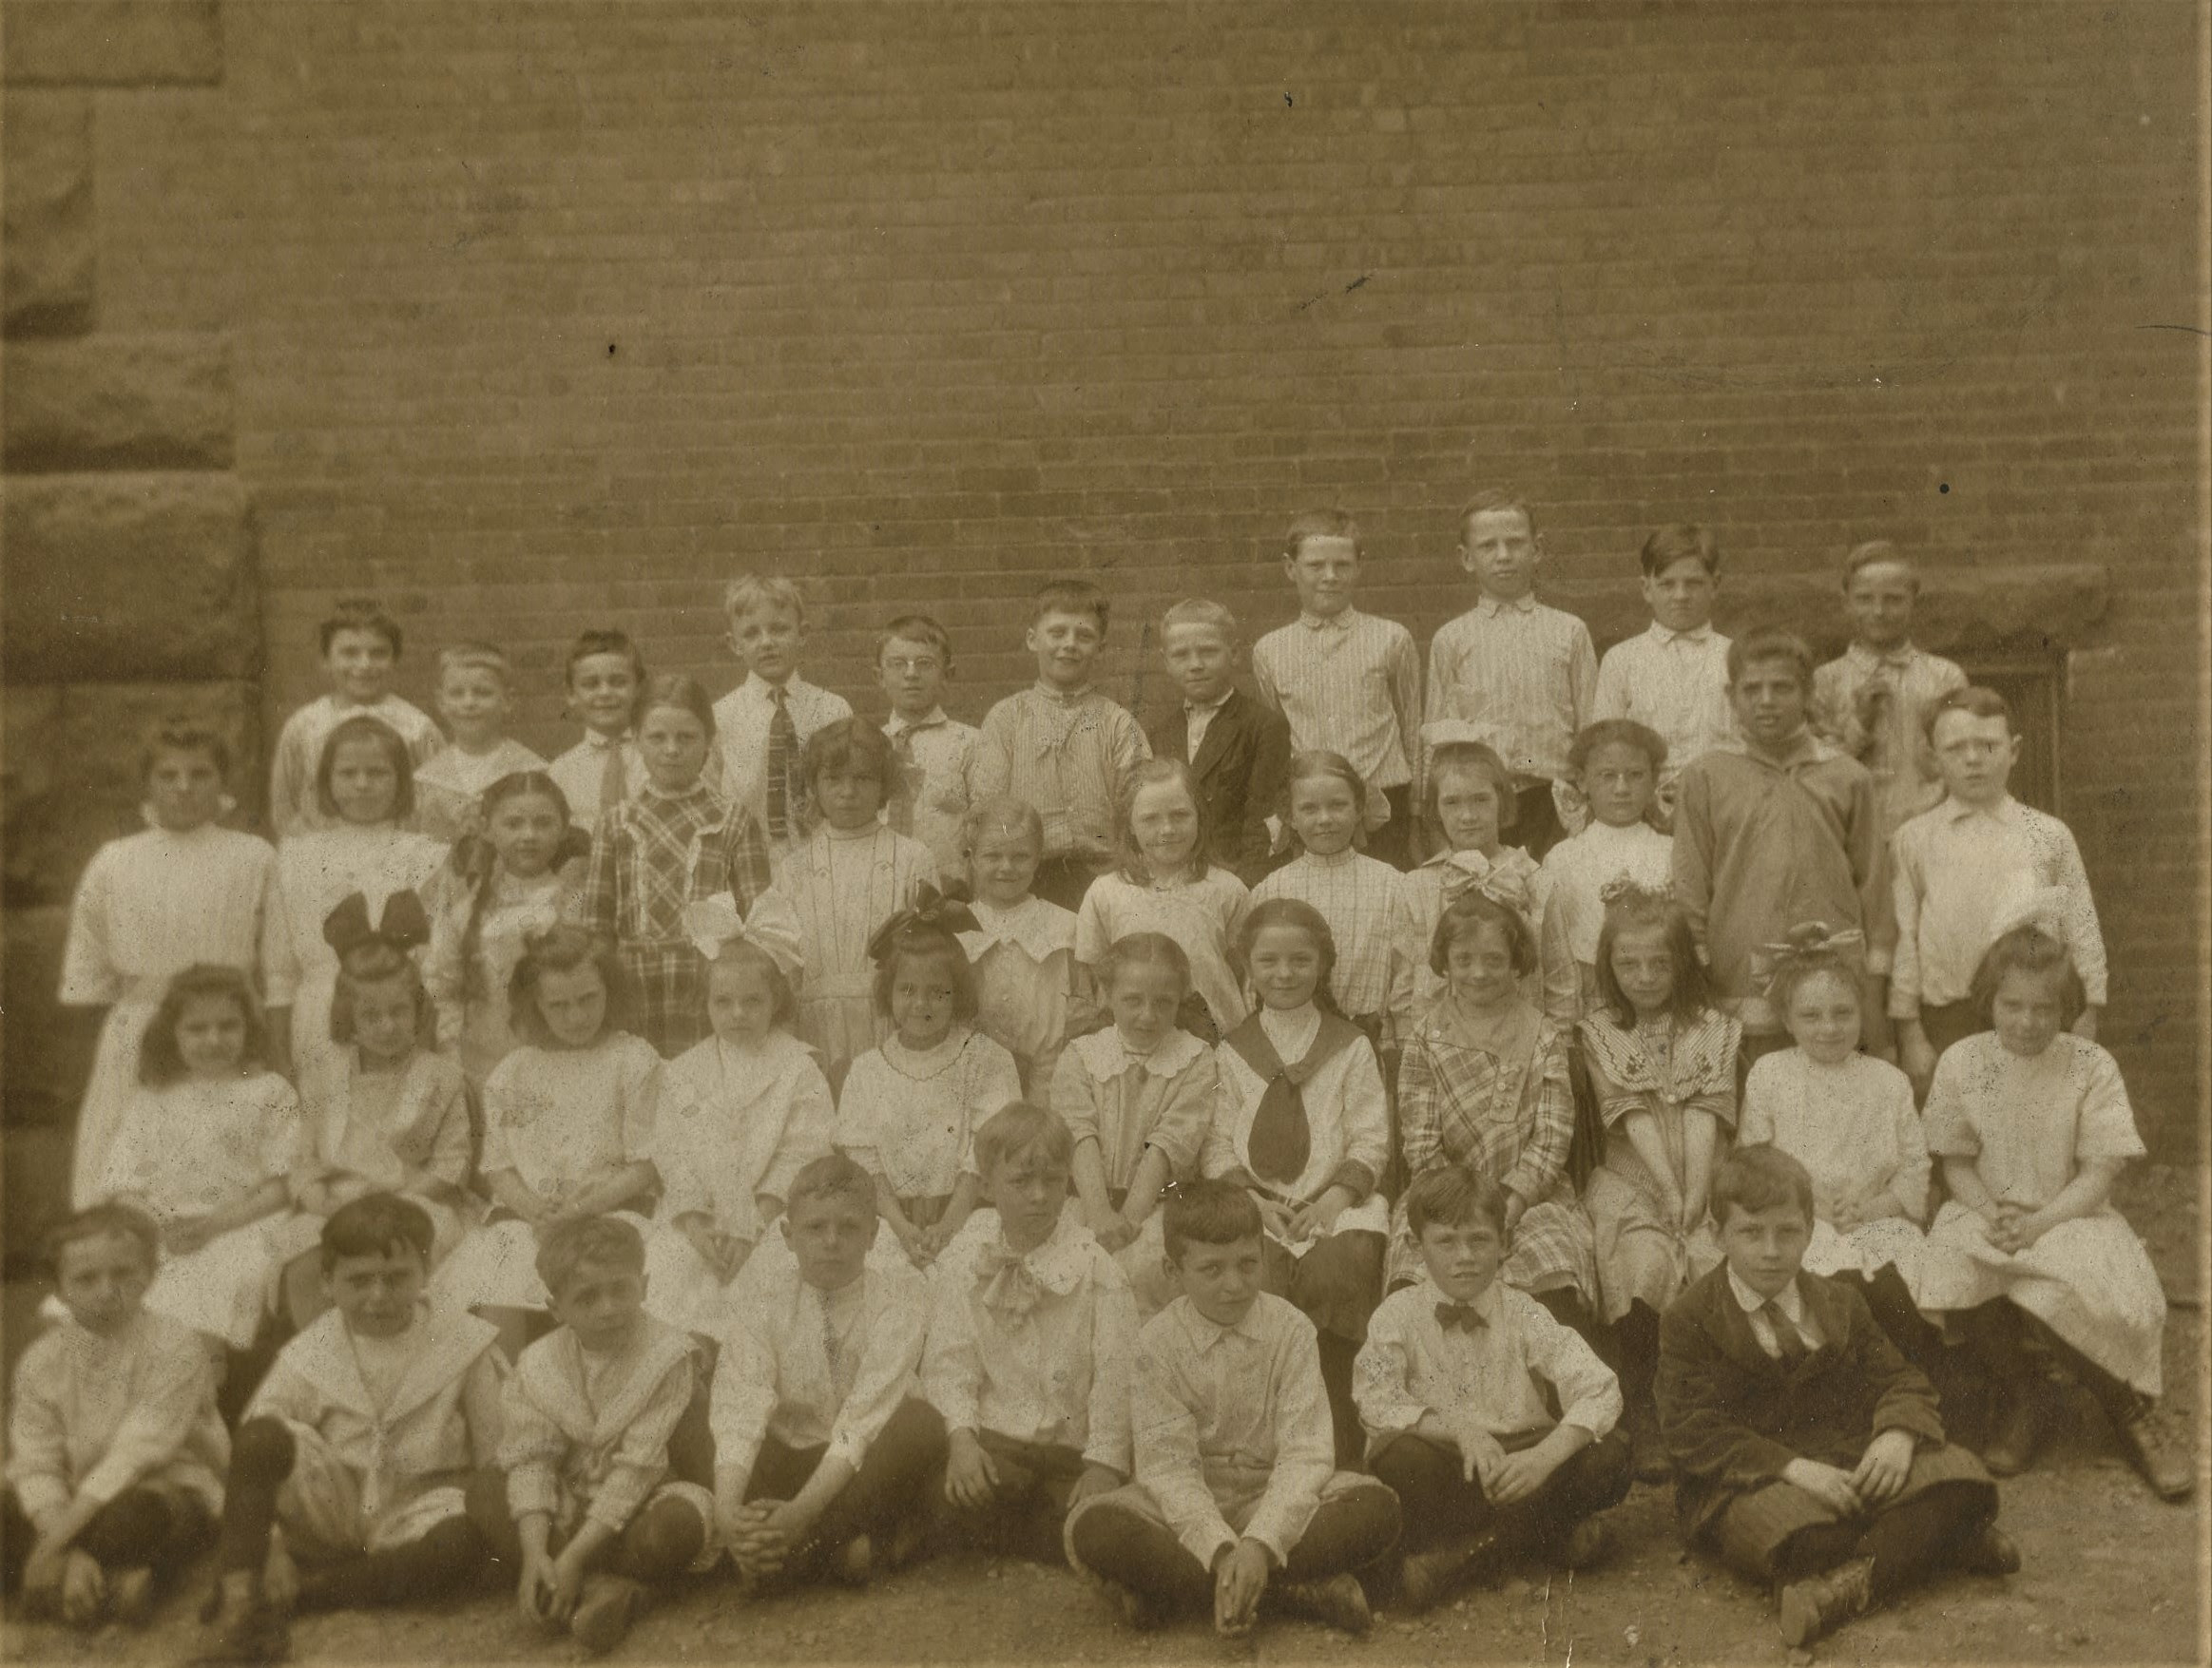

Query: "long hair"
left=457, top=771, right=574, bottom=1006
left=139, top=965, right=270, bottom=1085
left=1113, top=757, right=1213, bottom=884
left=1591, top=889, right=1715, bottom=1027
left=1236, top=896, right=1342, bottom=1017
left=314, top=715, right=415, bottom=824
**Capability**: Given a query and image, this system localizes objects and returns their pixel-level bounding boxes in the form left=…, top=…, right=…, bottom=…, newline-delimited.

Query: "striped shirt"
left=1591, top=623, right=1738, bottom=787
left=1811, top=642, right=1967, bottom=837
left=1251, top=609, right=1421, bottom=829
left=1250, top=848, right=1413, bottom=1033
left=1423, top=595, right=1598, bottom=787
left=1889, top=795, right=2107, bottom=1015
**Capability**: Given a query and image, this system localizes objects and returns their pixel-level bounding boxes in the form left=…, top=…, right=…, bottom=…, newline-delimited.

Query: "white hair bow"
left=681, top=890, right=806, bottom=983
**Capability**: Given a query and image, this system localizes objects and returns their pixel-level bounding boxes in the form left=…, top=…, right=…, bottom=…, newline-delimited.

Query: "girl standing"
left=1073, top=758, right=1249, bottom=1044
left=956, top=797, right=1093, bottom=1099
left=1541, top=720, right=1674, bottom=1008
left=584, top=676, right=775, bottom=1059
left=61, top=721, right=274, bottom=1207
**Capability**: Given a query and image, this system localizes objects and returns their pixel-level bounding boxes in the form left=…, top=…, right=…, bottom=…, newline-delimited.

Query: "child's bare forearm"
left=1940, top=1157, right=1996, bottom=1215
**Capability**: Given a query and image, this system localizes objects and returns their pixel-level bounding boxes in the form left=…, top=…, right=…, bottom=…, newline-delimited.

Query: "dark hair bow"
left=322, top=890, right=431, bottom=957
left=864, top=882, right=982, bottom=965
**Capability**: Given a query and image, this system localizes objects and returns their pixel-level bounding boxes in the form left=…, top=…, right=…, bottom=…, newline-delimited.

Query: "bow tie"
left=975, top=1244, right=1044, bottom=1319
left=1434, top=1301, right=1488, bottom=1333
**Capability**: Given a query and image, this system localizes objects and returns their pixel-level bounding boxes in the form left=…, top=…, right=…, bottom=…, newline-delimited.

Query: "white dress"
left=423, top=866, right=579, bottom=1089
left=1740, top=1048, right=1930, bottom=1289
left=775, top=824, right=938, bottom=1085
left=262, top=825, right=449, bottom=1063
left=1073, top=868, right=1250, bottom=1038
left=958, top=895, right=1090, bottom=1099
left=835, top=1027, right=1023, bottom=1223
left=644, top=1028, right=837, bottom=1333
left=101, top=1071, right=300, bottom=1347
left=1539, top=820, right=1675, bottom=975
left=432, top=1034, right=662, bottom=1312
left=1917, top=1032, right=2167, bottom=1397
left=59, top=823, right=275, bottom=1206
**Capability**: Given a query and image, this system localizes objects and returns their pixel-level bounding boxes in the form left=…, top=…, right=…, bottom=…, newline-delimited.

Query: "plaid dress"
left=585, top=781, right=773, bottom=1058
left=1390, top=994, right=1595, bottom=1303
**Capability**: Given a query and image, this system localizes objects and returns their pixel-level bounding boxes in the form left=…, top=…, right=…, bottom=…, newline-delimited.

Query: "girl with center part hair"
left=955, top=796, right=1094, bottom=1099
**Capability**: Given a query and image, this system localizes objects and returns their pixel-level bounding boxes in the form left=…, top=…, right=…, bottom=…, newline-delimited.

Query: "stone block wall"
left=1, top=0, right=258, bottom=1257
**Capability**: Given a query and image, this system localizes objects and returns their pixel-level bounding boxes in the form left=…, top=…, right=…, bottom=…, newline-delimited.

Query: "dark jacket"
left=1654, top=1263, right=1949, bottom=1542
left=1146, top=687, right=1289, bottom=885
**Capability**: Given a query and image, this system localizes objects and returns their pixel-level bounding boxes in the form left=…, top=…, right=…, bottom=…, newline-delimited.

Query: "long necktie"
left=1762, top=1300, right=1811, bottom=1368
left=766, top=688, right=798, bottom=843
left=597, top=737, right=629, bottom=822
left=888, top=726, right=921, bottom=837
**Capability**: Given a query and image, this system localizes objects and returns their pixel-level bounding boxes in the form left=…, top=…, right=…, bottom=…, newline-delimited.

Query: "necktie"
left=597, top=737, right=628, bottom=821
left=766, top=687, right=798, bottom=842
left=888, top=726, right=922, bottom=837
left=976, top=1244, right=1043, bottom=1320
left=1761, top=1300, right=1810, bottom=1367
left=1434, top=1302, right=1487, bottom=1333
left=1247, top=1069, right=1312, bottom=1186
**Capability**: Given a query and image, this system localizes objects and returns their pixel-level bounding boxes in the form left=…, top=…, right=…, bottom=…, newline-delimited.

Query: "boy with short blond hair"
left=1356, top=1166, right=1627, bottom=1609
left=970, top=580, right=1151, bottom=910
left=1252, top=509, right=1422, bottom=869
left=1592, top=524, right=1737, bottom=810
left=1422, top=490, right=1597, bottom=861
left=1812, top=541, right=1968, bottom=837
left=1146, top=599, right=1289, bottom=883
left=478, top=1216, right=715, bottom=1657
left=711, top=572, right=854, bottom=856
left=412, top=643, right=548, bottom=843
left=877, top=613, right=979, bottom=879
left=269, top=599, right=445, bottom=839
left=6, top=1204, right=228, bottom=1630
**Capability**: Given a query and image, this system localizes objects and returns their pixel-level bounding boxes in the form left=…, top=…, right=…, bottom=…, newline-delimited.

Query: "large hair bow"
left=1985, top=884, right=2071, bottom=952
left=1436, top=854, right=1531, bottom=918
left=322, top=890, right=431, bottom=958
left=1599, top=875, right=1673, bottom=910
left=681, top=890, right=806, bottom=982
left=1752, top=919, right=1865, bottom=996
left=864, top=882, right=982, bottom=965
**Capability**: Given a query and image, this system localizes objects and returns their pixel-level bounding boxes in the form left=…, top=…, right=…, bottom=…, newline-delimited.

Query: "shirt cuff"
left=1326, top=1160, right=1375, bottom=1198
left=824, top=1428, right=869, bottom=1475
left=506, top=1466, right=561, bottom=1524
left=75, top=1454, right=140, bottom=1505
left=1178, top=1517, right=1240, bottom=1572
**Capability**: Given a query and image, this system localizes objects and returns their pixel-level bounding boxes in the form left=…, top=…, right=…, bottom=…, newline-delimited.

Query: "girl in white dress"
left=775, top=719, right=938, bottom=1090
left=424, top=770, right=589, bottom=1091
left=1249, top=751, right=1413, bottom=1056
left=644, top=892, right=834, bottom=1334
left=1540, top=720, right=1674, bottom=1008
left=1073, top=757, right=1249, bottom=1044
left=431, top=925, right=662, bottom=1356
left=1918, top=917, right=2189, bottom=1500
left=61, top=720, right=275, bottom=1207
left=1204, top=897, right=1391, bottom=1462
left=261, top=716, right=446, bottom=1071
left=278, top=892, right=475, bottom=1324
left=956, top=796, right=1094, bottom=1098
left=99, top=967, right=298, bottom=1353
left=1739, top=925, right=1937, bottom=1365
left=837, top=907, right=1022, bottom=1267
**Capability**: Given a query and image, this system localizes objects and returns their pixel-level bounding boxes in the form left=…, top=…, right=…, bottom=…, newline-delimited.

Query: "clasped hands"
left=1783, top=1428, right=1916, bottom=1520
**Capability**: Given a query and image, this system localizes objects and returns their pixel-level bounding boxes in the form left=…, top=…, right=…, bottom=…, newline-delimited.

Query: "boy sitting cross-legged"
left=923, top=1103, right=1135, bottom=1565
left=711, top=1155, right=948, bottom=1593
left=1064, top=1179, right=1401, bottom=1639
left=1656, top=1144, right=2017, bottom=1652
left=198, top=1194, right=505, bottom=1665
left=471, top=1217, right=717, bottom=1658
left=1355, top=1165, right=1630, bottom=1612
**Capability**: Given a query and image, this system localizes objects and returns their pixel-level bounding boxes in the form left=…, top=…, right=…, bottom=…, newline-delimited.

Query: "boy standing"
left=1671, top=628, right=1893, bottom=1072
left=1890, top=686, right=2108, bottom=1088
left=480, top=1217, right=714, bottom=1657
left=1657, top=1144, right=2013, bottom=1651
left=1422, top=491, right=1597, bottom=861
left=547, top=630, right=648, bottom=831
left=877, top=614, right=979, bottom=881
left=711, top=574, right=853, bottom=859
left=1591, top=524, right=1737, bottom=810
left=1812, top=542, right=1968, bottom=837
left=1146, top=600, right=1290, bottom=883
left=1064, top=1179, right=1400, bottom=1639
left=712, top=1156, right=947, bottom=1591
left=411, top=644, right=547, bottom=844
left=6, top=1205, right=227, bottom=1630
left=970, top=580, right=1150, bottom=910
left=268, top=599, right=444, bottom=839
left=1252, top=510, right=1421, bottom=869
left=1356, top=1167, right=1628, bottom=1610
left=200, top=1195, right=504, bottom=1664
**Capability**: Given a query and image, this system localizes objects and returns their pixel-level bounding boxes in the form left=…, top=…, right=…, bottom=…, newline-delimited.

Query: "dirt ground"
left=4, top=1167, right=2204, bottom=1666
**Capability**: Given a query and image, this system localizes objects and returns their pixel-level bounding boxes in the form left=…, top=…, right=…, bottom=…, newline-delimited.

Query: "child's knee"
left=624, top=1497, right=707, bottom=1581
left=229, top=1418, right=298, bottom=1487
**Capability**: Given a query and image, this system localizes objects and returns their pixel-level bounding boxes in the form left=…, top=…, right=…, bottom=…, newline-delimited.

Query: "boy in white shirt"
left=546, top=630, right=647, bottom=831
left=1064, top=1179, right=1401, bottom=1638
left=1355, top=1165, right=1628, bottom=1610
left=877, top=613, right=978, bottom=879
left=711, top=573, right=854, bottom=858
left=411, top=644, right=546, bottom=844
left=1591, top=524, right=1737, bottom=815
left=711, top=1155, right=946, bottom=1591
left=923, top=1104, right=1135, bottom=1563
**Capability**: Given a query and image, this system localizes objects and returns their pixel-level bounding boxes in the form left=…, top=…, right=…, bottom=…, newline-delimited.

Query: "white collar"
left=1073, top=1026, right=1206, bottom=1081
left=1475, top=592, right=1538, bottom=616
left=1175, top=1294, right=1271, bottom=1352
left=744, top=671, right=802, bottom=702
left=885, top=706, right=950, bottom=736
left=1943, top=792, right=2016, bottom=822
left=957, top=896, right=1076, bottom=962
left=1846, top=641, right=1919, bottom=673
left=1298, top=608, right=1357, bottom=632
left=1650, top=620, right=1715, bottom=645
left=1183, top=690, right=1232, bottom=717
left=1258, top=1004, right=1321, bottom=1056
left=1728, top=1266, right=1805, bottom=1323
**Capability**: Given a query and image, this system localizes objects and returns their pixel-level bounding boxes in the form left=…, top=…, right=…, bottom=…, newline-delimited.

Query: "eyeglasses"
left=883, top=657, right=941, bottom=675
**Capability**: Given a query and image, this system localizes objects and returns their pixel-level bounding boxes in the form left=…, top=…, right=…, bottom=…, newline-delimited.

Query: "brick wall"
left=31, top=1, right=2212, bottom=1141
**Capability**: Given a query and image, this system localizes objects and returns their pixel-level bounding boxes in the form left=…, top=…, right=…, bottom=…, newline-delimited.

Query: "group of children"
left=9, top=501, right=2188, bottom=1659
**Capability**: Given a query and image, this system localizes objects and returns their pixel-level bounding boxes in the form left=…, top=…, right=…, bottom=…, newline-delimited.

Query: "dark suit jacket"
left=1654, top=1263, right=1949, bottom=1543
left=1146, top=687, right=1289, bottom=885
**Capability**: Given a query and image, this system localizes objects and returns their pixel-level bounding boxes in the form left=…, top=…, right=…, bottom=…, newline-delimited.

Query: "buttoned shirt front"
left=1592, top=622, right=1738, bottom=785
left=1423, top=594, right=1598, bottom=786
left=1251, top=609, right=1421, bottom=825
